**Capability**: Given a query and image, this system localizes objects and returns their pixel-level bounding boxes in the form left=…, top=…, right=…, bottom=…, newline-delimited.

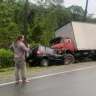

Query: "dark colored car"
left=26, top=45, right=66, bottom=66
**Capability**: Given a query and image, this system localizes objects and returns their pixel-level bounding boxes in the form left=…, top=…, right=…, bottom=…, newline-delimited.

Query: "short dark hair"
left=16, top=35, right=24, bottom=42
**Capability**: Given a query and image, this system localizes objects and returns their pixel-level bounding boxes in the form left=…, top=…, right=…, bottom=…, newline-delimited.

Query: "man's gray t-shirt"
left=11, top=41, right=29, bottom=60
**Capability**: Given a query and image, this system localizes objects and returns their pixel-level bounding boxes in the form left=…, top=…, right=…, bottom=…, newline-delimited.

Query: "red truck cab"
left=51, top=37, right=76, bottom=54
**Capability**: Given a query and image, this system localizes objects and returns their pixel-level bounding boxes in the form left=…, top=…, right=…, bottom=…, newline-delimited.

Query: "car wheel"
left=41, top=59, right=49, bottom=67
left=64, top=54, right=75, bottom=65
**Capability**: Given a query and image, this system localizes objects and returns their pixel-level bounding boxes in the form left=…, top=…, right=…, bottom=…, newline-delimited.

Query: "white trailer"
left=56, top=21, right=96, bottom=50
left=55, top=21, right=96, bottom=61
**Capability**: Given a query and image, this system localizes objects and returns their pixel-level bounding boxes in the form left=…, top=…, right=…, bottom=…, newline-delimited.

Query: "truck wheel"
left=64, top=54, right=75, bottom=65
left=40, top=59, right=49, bottom=67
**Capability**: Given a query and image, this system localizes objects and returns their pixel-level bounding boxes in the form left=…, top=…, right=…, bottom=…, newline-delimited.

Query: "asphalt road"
left=1, top=62, right=96, bottom=96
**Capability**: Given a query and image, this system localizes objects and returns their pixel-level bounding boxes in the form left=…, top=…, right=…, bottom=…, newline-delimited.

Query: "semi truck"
left=50, top=21, right=96, bottom=64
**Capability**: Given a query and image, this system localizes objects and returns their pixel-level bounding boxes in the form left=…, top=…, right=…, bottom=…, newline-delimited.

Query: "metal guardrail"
left=0, top=57, right=14, bottom=68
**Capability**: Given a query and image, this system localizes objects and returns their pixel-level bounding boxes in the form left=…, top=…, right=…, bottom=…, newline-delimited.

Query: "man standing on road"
left=10, top=35, right=30, bottom=84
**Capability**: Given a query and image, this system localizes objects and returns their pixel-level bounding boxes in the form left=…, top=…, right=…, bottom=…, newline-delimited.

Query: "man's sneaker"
left=22, top=80, right=30, bottom=84
left=15, top=81, right=20, bottom=84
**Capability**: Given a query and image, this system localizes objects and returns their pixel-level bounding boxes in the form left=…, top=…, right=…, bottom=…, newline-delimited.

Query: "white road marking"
left=0, top=65, right=96, bottom=87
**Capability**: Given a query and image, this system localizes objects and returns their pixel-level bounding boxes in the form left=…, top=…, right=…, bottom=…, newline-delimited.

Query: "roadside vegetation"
left=0, top=0, right=96, bottom=69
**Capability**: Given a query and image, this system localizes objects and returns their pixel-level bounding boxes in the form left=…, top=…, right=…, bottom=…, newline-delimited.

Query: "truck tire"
left=64, top=54, right=75, bottom=65
left=40, top=59, right=49, bottom=67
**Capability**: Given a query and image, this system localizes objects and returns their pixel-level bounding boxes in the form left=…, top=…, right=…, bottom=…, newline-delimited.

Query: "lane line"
left=0, top=65, right=96, bottom=87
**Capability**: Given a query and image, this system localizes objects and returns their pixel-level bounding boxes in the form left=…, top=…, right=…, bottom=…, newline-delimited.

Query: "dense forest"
left=0, top=0, right=96, bottom=48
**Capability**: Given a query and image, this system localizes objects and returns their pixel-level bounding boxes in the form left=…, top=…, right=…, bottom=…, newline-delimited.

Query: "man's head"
left=16, top=35, right=25, bottom=42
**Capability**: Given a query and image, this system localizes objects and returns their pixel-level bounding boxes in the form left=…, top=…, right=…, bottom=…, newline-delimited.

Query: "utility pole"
left=23, top=0, right=29, bottom=46
left=23, top=0, right=29, bottom=36
left=83, top=0, right=89, bottom=21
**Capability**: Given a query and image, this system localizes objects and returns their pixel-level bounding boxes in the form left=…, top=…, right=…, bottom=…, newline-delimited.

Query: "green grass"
left=0, top=67, right=14, bottom=78
left=0, top=67, right=14, bottom=72
left=0, top=66, right=49, bottom=79
left=0, top=65, right=64, bottom=81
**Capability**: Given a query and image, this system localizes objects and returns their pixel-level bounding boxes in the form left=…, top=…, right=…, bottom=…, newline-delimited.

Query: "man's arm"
left=20, top=42, right=30, bottom=52
left=9, top=42, right=14, bottom=52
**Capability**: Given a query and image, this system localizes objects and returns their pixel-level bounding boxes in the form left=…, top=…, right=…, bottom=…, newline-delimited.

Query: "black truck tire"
left=40, top=59, right=49, bottom=67
left=64, top=54, right=75, bottom=65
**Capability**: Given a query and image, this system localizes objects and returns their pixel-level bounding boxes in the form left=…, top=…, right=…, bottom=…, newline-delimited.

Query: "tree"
left=36, top=0, right=64, bottom=6
left=0, top=0, right=20, bottom=48
left=68, top=5, right=85, bottom=21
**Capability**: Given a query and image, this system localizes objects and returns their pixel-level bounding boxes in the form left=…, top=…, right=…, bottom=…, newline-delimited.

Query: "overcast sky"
left=31, top=0, right=96, bottom=17
left=64, top=0, right=96, bottom=16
